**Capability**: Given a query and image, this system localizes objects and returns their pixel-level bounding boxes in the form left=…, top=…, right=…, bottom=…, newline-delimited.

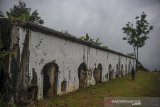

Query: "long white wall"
left=22, top=28, right=136, bottom=99
left=0, top=20, right=136, bottom=101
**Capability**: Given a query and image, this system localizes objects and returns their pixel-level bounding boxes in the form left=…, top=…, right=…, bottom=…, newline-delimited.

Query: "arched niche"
left=78, top=63, right=87, bottom=88
left=108, top=64, right=113, bottom=80
left=121, top=64, right=123, bottom=76
left=42, top=61, right=59, bottom=97
left=93, top=63, right=103, bottom=83
left=61, top=80, right=67, bottom=92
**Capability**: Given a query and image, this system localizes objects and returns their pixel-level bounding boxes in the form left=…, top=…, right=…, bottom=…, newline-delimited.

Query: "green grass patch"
left=7, top=71, right=160, bottom=107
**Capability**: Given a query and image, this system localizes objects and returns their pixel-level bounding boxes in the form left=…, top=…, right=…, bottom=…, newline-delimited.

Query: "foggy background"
left=0, top=0, right=160, bottom=70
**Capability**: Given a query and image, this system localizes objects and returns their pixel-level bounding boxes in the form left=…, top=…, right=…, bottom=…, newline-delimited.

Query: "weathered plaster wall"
left=0, top=20, right=31, bottom=101
left=9, top=26, right=31, bottom=101
left=27, top=29, right=136, bottom=99
left=0, top=20, right=136, bottom=101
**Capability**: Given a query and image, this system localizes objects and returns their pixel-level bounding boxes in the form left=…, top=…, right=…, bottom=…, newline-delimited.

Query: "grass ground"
left=34, top=71, right=160, bottom=107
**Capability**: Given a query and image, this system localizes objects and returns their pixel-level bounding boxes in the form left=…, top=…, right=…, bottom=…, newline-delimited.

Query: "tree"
left=80, top=33, right=103, bottom=46
left=122, top=12, right=153, bottom=71
left=6, top=1, right=44, bottom=24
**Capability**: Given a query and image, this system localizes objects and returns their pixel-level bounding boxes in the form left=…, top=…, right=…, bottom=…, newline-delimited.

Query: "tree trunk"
left=133, top=46, right=136, bottom=58
left=136, top=47, right=138, bottom=72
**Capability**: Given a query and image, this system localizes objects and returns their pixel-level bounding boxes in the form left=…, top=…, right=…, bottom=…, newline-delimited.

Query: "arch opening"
left=121, top=64, right=123, bottom=76
left=61, top=80, right=67, bottom=92
left=93, top=63, right=103, bottom=83
left=109, top=64, right=113, bottom=80
left=116, top=64, right=119, bottom=78
left=125, top=65, right=127, bottom=75
left=42, top=61, right=59, bottom=97
left=78, top=63, right=87, bottom=88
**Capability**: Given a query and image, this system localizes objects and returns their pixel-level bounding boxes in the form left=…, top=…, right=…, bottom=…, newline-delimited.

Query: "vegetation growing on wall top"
left=6, top=1, right=44, bottom=25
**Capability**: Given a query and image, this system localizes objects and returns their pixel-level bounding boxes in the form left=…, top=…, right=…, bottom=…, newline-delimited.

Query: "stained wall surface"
left=0, top=21, right=136, bottom=100
left=27, top=28, right=136, bottom=99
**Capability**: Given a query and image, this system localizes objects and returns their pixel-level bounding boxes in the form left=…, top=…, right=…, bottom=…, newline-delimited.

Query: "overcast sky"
left=0, top=0, right=160, bottom=70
